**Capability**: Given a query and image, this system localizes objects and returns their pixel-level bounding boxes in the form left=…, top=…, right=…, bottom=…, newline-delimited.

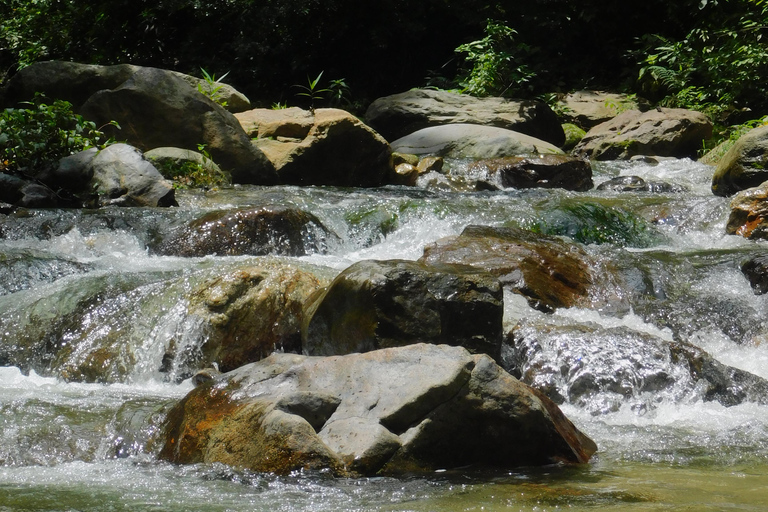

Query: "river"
left=1, top=157, right=768, bottom=511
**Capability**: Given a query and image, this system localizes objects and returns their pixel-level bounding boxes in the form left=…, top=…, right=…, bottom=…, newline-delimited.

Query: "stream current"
left=1, top=158, right=768, bottom=510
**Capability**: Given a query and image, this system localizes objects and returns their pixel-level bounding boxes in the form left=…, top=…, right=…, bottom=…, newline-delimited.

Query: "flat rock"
left=391, top=124, right=563, bottom=160
left=158, top=343, right=597, bottom=475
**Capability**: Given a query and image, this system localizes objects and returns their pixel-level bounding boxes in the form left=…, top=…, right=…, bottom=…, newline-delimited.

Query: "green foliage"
left=152, top=144, right=230, bottom=190
left=531, top=202, right=659, bottom=247
left=637, top=0, right=768, bottom=114
left=197, top=68, right=229, bottom=108
left=0, top=95, right=113, bottom=174
left=293, top=72, right=332, bottom=112
left=454, top=20, right=536, bottom=97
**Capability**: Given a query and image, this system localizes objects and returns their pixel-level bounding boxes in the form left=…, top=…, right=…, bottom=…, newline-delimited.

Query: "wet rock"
left=507, top=318, right=768, bottom=414
left=246, top=108, right=392, bottom=187
left=155, top=206, right=335, bottom=257
left=158, top=344, right=597, bottom=475
left=556, top=91, right=644, bottom=130
left=419, top=225, right=627, bottom=314
left=365, top=89, right=565, bottom=146
left=573, top=108, right=712, bottom=160
left=712, top=125, right=768, bottom=197
left=164, top=264, right=328, bottom=376
left=80, top=67, right=276, bottom=185
left=466, top=155, right=593, bottom=191
left=302, top=259, right=503, bottom=360
left=741, top=255, right=768, bottom=295
left=669, top=341, right=768, bottom=406
left=725, top=184, right=768, bottom=239
left=597, top=175, right=685, bottom=193
left=391, top=124, right=563, bottom=160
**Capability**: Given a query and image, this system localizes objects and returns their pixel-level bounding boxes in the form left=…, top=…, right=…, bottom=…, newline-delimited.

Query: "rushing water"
left=2, top=158, right=768, bottom=510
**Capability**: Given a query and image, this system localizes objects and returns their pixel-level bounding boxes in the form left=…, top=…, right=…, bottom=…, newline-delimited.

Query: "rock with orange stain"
left=158, top=344, right=597, bottom=476
left=726, top=184, right=768, bottom=239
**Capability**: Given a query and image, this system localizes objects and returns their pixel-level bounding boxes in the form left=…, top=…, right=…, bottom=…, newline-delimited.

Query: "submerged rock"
left=741, top=255, right=768, bottom=295
left=419, top=225, right=627, bottom=314
left=391, top=124, right=563, bottom=160
left=302, top=259, right=503, bottom=360
left=467, top=154, right=593, bottom=191
left=158, top=343, right=597, bottom=475
left=155, top=206, right=335, bottom=257
left=246, top=108, right=393, bottom=187
left=365, top=88, right=565, bottom=146
left=597, top=175, right=685, bottom=193
left=712, top=125, right=768, bottom=197
left=573, top=108, right=712, bottom=160
left=508, top=318, right=768, bottom=414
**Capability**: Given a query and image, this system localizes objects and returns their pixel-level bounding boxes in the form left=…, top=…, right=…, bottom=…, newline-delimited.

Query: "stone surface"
left=420, top=225, right=626, bottom=313
left=726, top=183, right=768, bottom=240
left=573, top=108, right=712, bottom=160
left=80, top=67, right=277, bottom=184
left=596, top=175, right=685, bottom=193
left=155, top=206, right=336, bottom=257
left=741, top=255, right=768, bottom=295
left=467, top=155, right=593, bottom=191
left=302, top=259, right=503, bottom=360
left=87, top=144, right=177, bottom=207
left=556, top=90, right=643, bottom=130
left=712, top=125, right=768, bottom=197
left=248, top=108, right=393, bottom=187
left=162, top=263, right=327, bottom=377
left=365, top=88, right=565, bottom=146
left=158, top=343, right=597, bottom=475
left=391, top=124, right=563, bottom=160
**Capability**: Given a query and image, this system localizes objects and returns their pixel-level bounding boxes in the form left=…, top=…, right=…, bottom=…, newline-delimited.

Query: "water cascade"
left=2, top=157, right=768, bottom=510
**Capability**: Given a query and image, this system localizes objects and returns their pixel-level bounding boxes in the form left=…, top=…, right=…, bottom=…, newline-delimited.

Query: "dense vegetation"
left=1, top=0, right=766, bottom=120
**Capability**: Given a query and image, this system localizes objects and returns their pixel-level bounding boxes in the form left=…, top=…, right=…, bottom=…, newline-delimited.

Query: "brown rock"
left=467, top=154, right=593, bottom=191
left=726, top=184, right=768, bottom=239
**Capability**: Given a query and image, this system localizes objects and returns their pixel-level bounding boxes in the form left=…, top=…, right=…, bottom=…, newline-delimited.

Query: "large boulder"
left=1, top=61, right=139, bottom=109
left=555, top=91, right=644, bottom=130
left=725, top=183, right=768, bottom=240
left=1, top=60, right=251, bottom=114
left=365, top=89, right=565, bottom=146
left=161, top=263, right=328, bottom=377
left=712, top=125, right=768, bottom=197
left=79, top=67, right=277, bottom=184
left=420, top=225, right=627, bottom=314
left=154, top=206, right=336, bottom=257
left=466, top=154, right=593, bottom=191
left=391, top=124, right=563, bottom=161
left=302, top=259, right=503, bottom=360
left=245, top=108, right=393, bottom=187
left=573, top=108, right=712, bottom=160
left=158, top=343, right=597, bottom=475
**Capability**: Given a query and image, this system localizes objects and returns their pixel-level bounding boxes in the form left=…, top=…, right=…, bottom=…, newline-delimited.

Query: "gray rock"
left=391, top=124, right=563, bottom=160
left=366, top=89, right=565, bottom=146
left=741, top=255, right=768, bottom=295
left=573, top=108, right=712, bottom=160
left=302, top=259, right=504, bottom=360
left=556, top=90, right=644, bottom=130
left=712, top=125, right=768, bottom=197
left=87, top=144, right=176, bottom=207
left=172, top=71, right=251, bottom=113
left=80, top=67, right=277, bottom=185
left=158, top=343, right=597, bottom=475
left=597, top=175, right=685, bottom=193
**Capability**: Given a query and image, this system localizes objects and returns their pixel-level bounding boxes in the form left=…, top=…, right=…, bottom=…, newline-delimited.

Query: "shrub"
left=0, top=95, right=113, bottom=174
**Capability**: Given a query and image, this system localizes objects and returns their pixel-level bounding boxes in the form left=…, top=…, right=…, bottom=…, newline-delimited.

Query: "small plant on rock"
left=197, top=68, right=230, bottom=108
left=293, top=71, right=332, bottom=113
